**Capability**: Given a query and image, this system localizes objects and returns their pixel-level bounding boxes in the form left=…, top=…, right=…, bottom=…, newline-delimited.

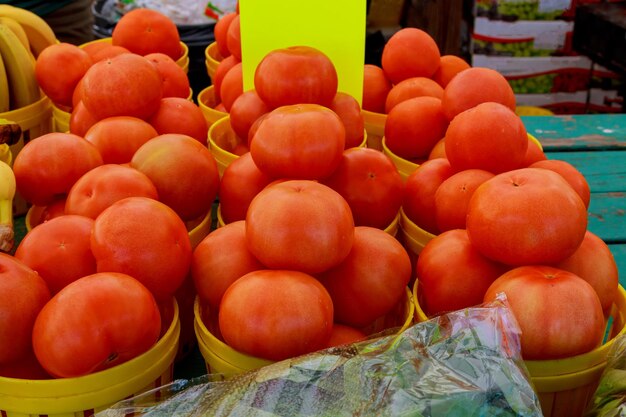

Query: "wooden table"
left=522, top=114, right=625, bottom=288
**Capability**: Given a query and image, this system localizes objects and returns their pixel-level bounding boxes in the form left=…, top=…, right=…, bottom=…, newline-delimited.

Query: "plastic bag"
left=96, top=295, right=543, bottom=417
left=585, top=334, right=626, bottom=417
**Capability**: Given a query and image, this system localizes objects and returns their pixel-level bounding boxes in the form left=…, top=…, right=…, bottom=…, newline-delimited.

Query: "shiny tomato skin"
left=219, top=152, right=272, bottom=224
left=12, top=133, right=104, bottom=206
left=467, top=168, right=588, bottom=265
left=317, top=226, right=411, bottom=328
left=218, top=269, right=334, bottom=361
left=250, top=104, right=345, bottom=180
left=191, top=221, right=264, bottom=311
left=15, top=215, right=97, bottom=295
left=416, top=229, right=509, bottom=317
left=403, top=158, right=454, bottom=235
left=484, top=265, right=605, bottom=360
left=32, top=272, right=161, bottom=378
left=0, top=254, right=50, bottom=365
left=322, top=147, right=403, bottom=229
left=246, top=180, right=354, bottom=274
left=254, top=46, right=338, bottom=109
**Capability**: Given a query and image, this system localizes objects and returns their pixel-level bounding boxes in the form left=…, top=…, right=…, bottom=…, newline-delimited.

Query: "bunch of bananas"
left=0, top=4, right=57, bottom=113
left=0, top=118, right=20, bottom=252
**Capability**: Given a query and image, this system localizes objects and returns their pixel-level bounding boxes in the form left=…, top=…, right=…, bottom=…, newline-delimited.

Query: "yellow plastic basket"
left=194, top=287, right=415, bottom=379
left=399, top=207, right=437, bottom=257
left=381, top=137, right=420, bottom=181
left=361, top=109, right=386, bottom=151
left=204, top=42, right=223, bottom=82
left=515, top=106, right=555, bottom=117
left=207, top=116, right=241, bottom=178
left=0, top=298, right=180, bottom=417
left=197, top=85, right=228, bottom=129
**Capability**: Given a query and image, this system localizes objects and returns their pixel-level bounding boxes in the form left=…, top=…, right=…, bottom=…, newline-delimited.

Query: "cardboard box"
left=472, top=55, right=593, bottom=94
left=588, top=88, right=624, bottom=113
left=472, top=18, right=574, bottom=57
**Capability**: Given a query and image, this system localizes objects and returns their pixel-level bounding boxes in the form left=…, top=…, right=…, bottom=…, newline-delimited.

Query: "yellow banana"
left=0, top=16, right=30, bottom=52
left=0, top=23, right=40, bottom=109
left=0, top=52, right=9, bottom=112
left=0, top=159, right=15, bottom=252
left=0, top=5, right=56, bottom=58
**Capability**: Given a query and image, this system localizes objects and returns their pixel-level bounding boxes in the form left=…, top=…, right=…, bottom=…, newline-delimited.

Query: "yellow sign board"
left=238, top=0, right=366, bottom=104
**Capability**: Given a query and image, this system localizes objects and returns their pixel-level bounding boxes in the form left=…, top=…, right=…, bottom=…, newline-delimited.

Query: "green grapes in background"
left=473, top=39, right=552, bottom=57
left=508, top=74, right=557, bottom=94
left=477, top=0, right=565, bottom=20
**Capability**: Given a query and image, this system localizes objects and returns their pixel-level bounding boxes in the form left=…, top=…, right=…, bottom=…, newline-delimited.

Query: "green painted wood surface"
left=544, top=150, right=626, bottom=193
left=587, top=192, right=626, bottom=244
left=609, top=244, right=626, bottom=288
left=522, top=114, right=626, bottom=151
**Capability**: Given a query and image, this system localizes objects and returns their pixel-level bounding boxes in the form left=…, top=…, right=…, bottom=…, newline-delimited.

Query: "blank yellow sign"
left=238, top=0, right=366, bottom=104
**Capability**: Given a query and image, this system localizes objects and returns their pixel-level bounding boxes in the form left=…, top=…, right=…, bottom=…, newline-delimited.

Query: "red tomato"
left=384, top=96, right=448, bottom=160
left=467, top=168, right=588, bottom=265
left=445, top=102, right=528, bottom=174
left=530, top=159, right=590, bottom=208
left=33, top=197, right=67, bottom=226
left=554, top=231, right=619, bottom=315
left=131, top=134, right=219, bottom=221
left=226, top=14, right=242, bottom=61
left=250, top=104, right=345, bottom=180
left=192, top=221, right=264, bottom=311
left=219, top=269, right=334, bottom=361
left=0, top=253, right=50, bottom=365
left=254, top=46, right=338, bottom=109
left=324, top=324, right=367, bottom=348
left=12, top=132, right=103, bottom=206
left=35, top=43, right=92, bottom=108
left=328, top=92, right=365, bottom=149
left=148, top=98, right=209, bottom=145
left=431, top=55, right=470, bottom=88
left=219, top=61, right=243, bottom=112
left=83, top=116, right=159, bottom=164
left=69, top=101, right=99, bottom=137
left=362, top=64, right=391, bottom=114
left=381, top=28, right=441, bottom=84
left=0, top=349, right=50, bottom=379
left=15, top=215, right=97, bottom=294
left=321, top=148, right=404, bottom=229
left=403, top=158, right=454, bottom=235
left=91, top=197, right=192, bottom=301
left=484, top=266, right=605, bottom=359
left=442, top=67, right=516, bottom=121
left=416, top=229, right=508, bottom=316
left=213, top=55, right=239, bottom=102
left=428, top=138, right=446, bottom=160
left=219, top=152, right=272, bottom=224
left=144, top=52, right=191, bottom=99
left=434, top=169, right=494, bottom=232
left=214, top=12, right=237, bottom=58
left=81, top=53, right=163, bottom=121
left=246, top=180, right=354, bottom=274
left=318, top=226, right=411, bottom=327
left=229, top=90, right=270, bottom=141
left=385, top=77, right=444, bottom=113
left=32, top=272, right=161, bottom=377
left=65, top=164, right=158, bottom=219
left=89, top=45, right=130, bottom=63
left=522, top=136, right=547, bottom=166
left=111, top=8, right=181, bottom=60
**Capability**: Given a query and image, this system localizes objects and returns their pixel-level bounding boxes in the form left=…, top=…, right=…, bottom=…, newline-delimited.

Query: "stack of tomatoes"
left=402, top=66, right=619, bottom=361
left=192, top=46, right=411, bottom=362
left=0, top=9, right=224, bottom=380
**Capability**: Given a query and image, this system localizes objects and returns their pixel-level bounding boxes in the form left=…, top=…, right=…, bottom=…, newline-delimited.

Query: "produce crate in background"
left=474, top=0, right=576, bottom=21
left=587, top=64, right=624, bottom=113
left=472, top=18, right=574, bottom=57
left=472, top=54, right=597, bottom=114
